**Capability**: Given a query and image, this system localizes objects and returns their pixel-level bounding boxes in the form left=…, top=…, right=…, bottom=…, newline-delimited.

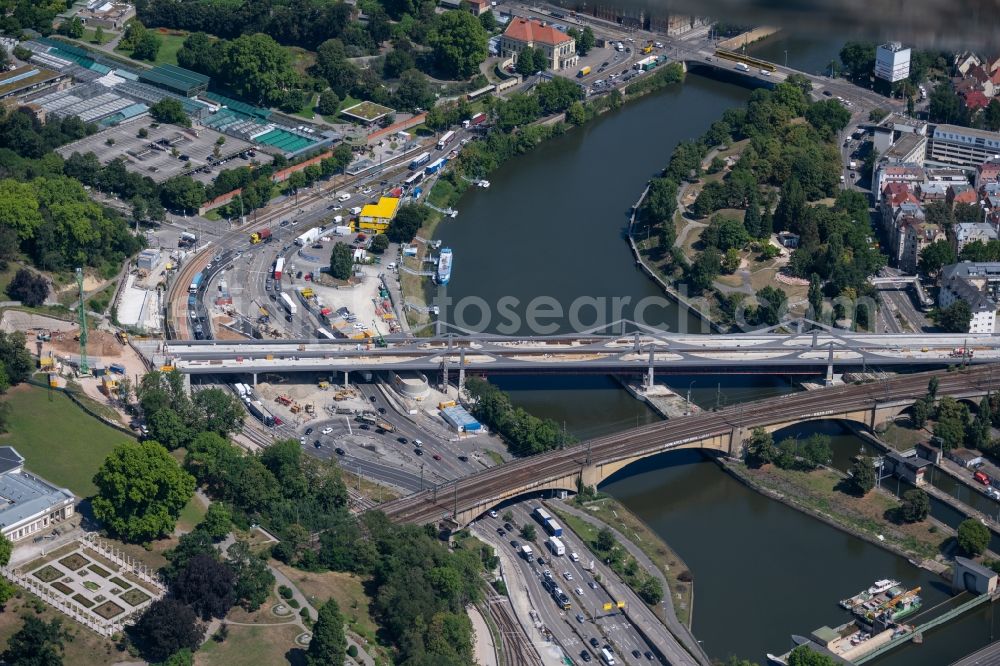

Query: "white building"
left=0, top=447, right=75, bottom=543
left=939, top=262, right=1000, bottom=333
left=875, top=42, right=911, bottom=83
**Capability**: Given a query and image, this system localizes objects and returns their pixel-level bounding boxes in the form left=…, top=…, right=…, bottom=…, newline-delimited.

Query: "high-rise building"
left=875, top=42, right=911, bottom=82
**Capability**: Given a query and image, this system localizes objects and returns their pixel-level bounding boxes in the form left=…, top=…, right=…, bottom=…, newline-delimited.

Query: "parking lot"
left=56, top=120, right=256, bottom=183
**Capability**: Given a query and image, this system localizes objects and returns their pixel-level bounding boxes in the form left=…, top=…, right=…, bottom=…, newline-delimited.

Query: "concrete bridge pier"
left=646, top=348, right=655, bottom=389
left=633, top=332, right=640, bottom=352
left=441, top=357, right=449, bottom=394
left=343, top=370, right=348, bottom=388
left=826, top=346, right=835, bottom=386
left=252, top=373, right=257, bottom=387
left=183, top=372, right=191, bottom=395
left=458, top=348, right=466, bottom=391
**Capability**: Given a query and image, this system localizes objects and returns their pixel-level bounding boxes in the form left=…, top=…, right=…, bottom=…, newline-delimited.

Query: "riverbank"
left=718, top=456, right=955, bottom=575
left=549, top=497, right=695, bottom=626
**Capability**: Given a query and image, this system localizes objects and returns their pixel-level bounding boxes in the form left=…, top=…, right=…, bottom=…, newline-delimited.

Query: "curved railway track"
left=381, top=365, right=999, bottom=524
left=484, top=594, right=543, bottom=666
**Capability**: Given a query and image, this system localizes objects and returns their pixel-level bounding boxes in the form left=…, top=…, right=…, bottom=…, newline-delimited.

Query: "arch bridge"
left=379, top=366, right=998, bottom=528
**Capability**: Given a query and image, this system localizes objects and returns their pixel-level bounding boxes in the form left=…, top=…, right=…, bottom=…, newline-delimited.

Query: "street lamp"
left=686, top=380, right=696, bottom=415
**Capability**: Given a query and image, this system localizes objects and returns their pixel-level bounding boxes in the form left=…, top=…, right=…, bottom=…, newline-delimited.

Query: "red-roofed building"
left=963, top=90, right=991, bottom=111
left=977, top=159, right=1000, bottom=189
left=948, top=183, right=980, bottom=206
left=466, top=0, right=490, bottom=16
left=500, top=18, right=578, bottom=71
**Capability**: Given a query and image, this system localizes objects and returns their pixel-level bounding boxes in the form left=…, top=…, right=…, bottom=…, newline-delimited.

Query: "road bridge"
left=145, top=330, right=999, bottom=379
left=377, top=365, right=999, bottom=527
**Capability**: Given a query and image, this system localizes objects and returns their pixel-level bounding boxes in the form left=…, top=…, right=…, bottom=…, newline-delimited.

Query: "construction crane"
left=76, top=268, right=89, bottom=375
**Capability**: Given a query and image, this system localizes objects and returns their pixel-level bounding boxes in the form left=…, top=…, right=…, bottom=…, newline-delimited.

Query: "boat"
left=839, top=579, right=901, bottom=609
left=436, top=248, right=453, bottom=285
left=477, top=179, right=491, bottom=188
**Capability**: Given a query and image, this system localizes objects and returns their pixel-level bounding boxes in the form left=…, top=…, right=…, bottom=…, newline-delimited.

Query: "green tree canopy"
left=900, top=489, right=930, bottom=523
left=918, top=239, right=955, bottom=276
left=937, top=300, right=971, bottom=333
left=430, top=11, right=488, bottom=79
left=1, top=616, right=69, bottom=666
left=92, top=440, right=196, bottom=543
left=848, top=456, right=876, bottom=495
left=307, top=599, right=348, bottom=666
left=957, top=518, right=990, bottom=556
left=329, top=242, right=354, bottom=280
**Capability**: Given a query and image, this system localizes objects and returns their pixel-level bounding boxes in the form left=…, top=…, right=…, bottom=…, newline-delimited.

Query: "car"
left=430, top=453, right=442, bottom=461
left=285, top=314, right=293, bottom=322
left=760, top=69, right=771, bottom=76
left=632, top=650, right=642, bottom=659
left=576, top=613, right=585, bottom=623
left=299, top=436, right=306, bottom=444
left=290, top=220, right=299, bottom=226
left=574, top=587, right=584, bottom=596
left=280, top=220, right=289, bottom=227
left=570, top=552, right=580, bottom=562
left=705, top=56, right=711, bottom=61
left=588, top=581, right=598, bottom=589
left=504, top=523, right=513, bottom=532
left=823, top=90, right=832, bottom=96
left=314, top=440, right=322, bottom=448
left=580, top=651, right=592, bottom=662
left=370, top=396, right=377, bottom=402
left=489, top=510, right=499, bottom=518
left=296, top=271, right=303, bottom=279
left=589, top=637, right=600, bottom=648
left=543, top=570, right=552, bottom=579
left=601, top=61, right=609, bottom=66
left=397, top=436, right=409, bottom=444
left=312, top=243, right=323, bottom=249
left=359, top=424, right=370, bottom=430
left=563, top=571, right=573, bottom=581
left=321, top=427, right=333, bottom=435
left=413, top=439, right=423, bottom=447
left=205, top=263, right=212, bottom=271
left=536, top=557, right=544, bottom=565
left=378, top=407, right=386, bottom=414
left=511, top=540, right=520, bottom=549
left=362, top=186, right=373, bottom=194
left=458, top=455, right=469, bottom=462
left=305, top=427, right=314, bottom=435
left=850, top=173, right=856, bottom=179
left=376, top=427, right=386, bottom=434
left=269, top=294, right=277, bottom=301
left=414, top=448, right=423, bottom=456
left=335, top=447, right=346, bottom=455
left=644, top=651, right=655, bottom=660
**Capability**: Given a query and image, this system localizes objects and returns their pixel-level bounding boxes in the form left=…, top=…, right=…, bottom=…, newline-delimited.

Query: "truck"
left=179, top=231, right=197, bottom=246
left=109, top=363, right=126, bottom=375
left=849, top=160, right=857, bottom=170
left=409, top=152, right=431, bottom=170
left=468, top=112, right=487, bottom=127
left=115, top=330, right=129, bottom=345
left=249, top=228, right=271, bottom=244
left=735, top=62, right=750, bottom=72
left=950, top=347, right=974, bottom=358
left=280, top=292, right=297, bottom=315
left=295, top=228, right=322, bottom=246
left=577, top=66, right=591, bottom=77
left=519, top=544, right=534, bottom=561
left=334, top=225, right=351, bottom=236
left=274, top=257, right=285, bottom=280
left=437, top=130, right=455, bottom=150
left=544, top=519, right=563, bottom=537
left=245, top=398, right=275, bottom=427
left=546, top=536, right=565, bottom=556
left=189, top=271, right=204, bottom=294
left=425, top=158, right=446, bottom=175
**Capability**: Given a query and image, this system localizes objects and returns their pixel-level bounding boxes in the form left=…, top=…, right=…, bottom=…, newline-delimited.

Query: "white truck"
left=519, top=544, right=534, bottom=561
left=295, top=227, right=322, bottom=246
left=280, top=292, right=297, bottom=316
left=546, top=536, right=565, bottom=556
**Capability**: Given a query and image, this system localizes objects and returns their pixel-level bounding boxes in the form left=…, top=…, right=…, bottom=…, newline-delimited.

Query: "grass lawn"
left=82, top=27, right=115, bottom=45
left=0, top=384, right=131, bottom=497
left=271, top=561, right=384, bottom=651
left=293, top=93, right=317, bottom=120
left=175, top=493, right=208, bottom=534
left=195, top=623, right=303, bottom=666
left=116, top=29, right=188, bottom=66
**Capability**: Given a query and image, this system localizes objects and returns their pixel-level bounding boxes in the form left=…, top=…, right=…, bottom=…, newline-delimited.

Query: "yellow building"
left=358, top=197, right=400, bottom=232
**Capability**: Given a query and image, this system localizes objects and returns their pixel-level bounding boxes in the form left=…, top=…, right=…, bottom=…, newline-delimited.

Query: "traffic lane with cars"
left=483, top=505, right=663, bottom=665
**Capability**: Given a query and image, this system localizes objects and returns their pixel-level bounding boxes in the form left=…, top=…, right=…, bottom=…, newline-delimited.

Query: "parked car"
left=432, top=454, right=442, bottom=460
left=414, top=448, right=423, bottom=456
left=305, top=427, right=314, bottom=435
left=321, top=427, right=333, bottom=435
left=335, top=447, right=346, bottom=455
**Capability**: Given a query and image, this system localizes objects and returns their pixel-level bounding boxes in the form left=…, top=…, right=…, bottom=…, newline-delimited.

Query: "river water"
left=434, top=34, right=1000, bottom=665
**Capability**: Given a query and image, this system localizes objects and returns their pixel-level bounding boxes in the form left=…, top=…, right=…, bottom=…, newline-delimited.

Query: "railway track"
left=484, top=593, right=544, bottom=666
left=381, top=365, right=1000, bottom=524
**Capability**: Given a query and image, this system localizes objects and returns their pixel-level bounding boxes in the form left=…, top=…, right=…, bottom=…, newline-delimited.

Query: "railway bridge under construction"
left=379, top=366, right=998, bottom=528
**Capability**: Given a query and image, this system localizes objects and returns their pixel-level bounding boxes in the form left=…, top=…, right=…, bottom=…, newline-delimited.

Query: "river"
left=432, top=34, right=1000, bottom=665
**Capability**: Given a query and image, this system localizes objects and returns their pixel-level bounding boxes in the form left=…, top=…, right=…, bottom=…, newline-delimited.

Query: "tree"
left=798, top=433, right=832, bottom=469
left=928, top=377, right=940, bottom=399
left=59, top=17, right=84, bottom=38
left=133, top=30, right=162, bottom=61
left=985, top=99, right=1000, bottom=132
left=900, top=489, right=930, bottom=523
left=383, top=49, right=415, bottom=79
left=912, top=396, right=933, bottom=428
left=394, top=69, right=434, bottom=112
left=430, top=11, right=488, bottom=79
left=957, top=518, right=990, bottom=557
left=839, top=41, right=876, bottom=82
left=0, top=534, right=12, bottom=607
left=805, top=99, right=851, bottom=135
left=174, top=553, right=235, bottom=619
left=937, top=300, right=972, bottom=333
left=316, top=90, right=340, bottom=116
left=515, top=47, right=540, bottom=76
left=307, top=599, right=348, bottom=666
left=755, top=286, right=788, bottom=326
left=92, top=440, right=196, bottom=543
left=131, top=598, right=205, bottom=663
left=370, top=234, right=389, bottom=254
left=6, top=268, right=48, bottom=306
left=744, top=427, right=775, bottom=467
left=147, top=407, right=190, bottom=451
left=93, top=26, right=104, bottom=44
left=0, top=332, right=33, bottom=385
left=329, top=242, right=354, bottom=281
left=387, top=204, right=427, bottom=243
left=808, top=274, right=824, bottom=321
left=519, top=523, right=536, bottom=541
left=160, top=175, right=205, bottom=213
left=194, top=388, right=245, bottom=436
left=702, top=215, right=749, bottom=252
left=577, top=26, right=596, bottom=55
left=150, top=98, right=191, bottom=127
left=637, top=574, right=663, bottom=604
left=596, top=527, right=616, bottom=552
left=228, top=540, right=274, bottom=611
left=1, top=616, right=69, bottom=666
left=201, top=502, right=232, bottom=541
left=788, top=645, right=838, bottom=666
left=934, top=397, right=969, bottom=452
left=918, top=240, right=956, bottom=277
left=848, top=456, right=876, bottom=495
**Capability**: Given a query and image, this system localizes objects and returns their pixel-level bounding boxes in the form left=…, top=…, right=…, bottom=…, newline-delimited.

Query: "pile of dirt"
left=48, top=330, right=121, bottom=358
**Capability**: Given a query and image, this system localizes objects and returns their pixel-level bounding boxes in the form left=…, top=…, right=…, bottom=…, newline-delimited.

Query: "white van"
left=350, top=206, right=362, bottom=215
left=337, top=193, right=351, bottom=202
left=601, top=648, right=616, bottom=665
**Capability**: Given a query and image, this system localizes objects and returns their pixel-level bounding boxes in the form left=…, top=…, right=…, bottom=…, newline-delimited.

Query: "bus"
left=189, top=272, right=204, bottom=294
left=409, top=152, right=431, bottom=170
left=437, top=130, right=455, bottom=150
left=403, top=171, right=424, bottom=188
